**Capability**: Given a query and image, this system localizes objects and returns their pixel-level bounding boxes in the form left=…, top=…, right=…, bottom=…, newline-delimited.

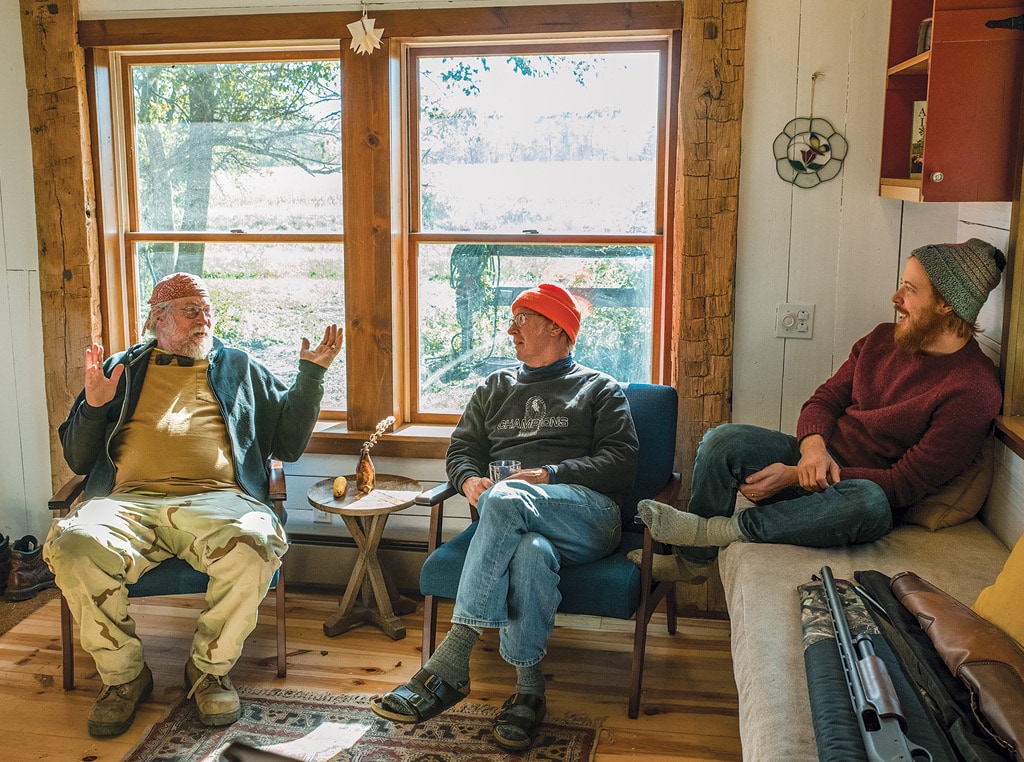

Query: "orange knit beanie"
left=511, top=283, right=581, bottom=343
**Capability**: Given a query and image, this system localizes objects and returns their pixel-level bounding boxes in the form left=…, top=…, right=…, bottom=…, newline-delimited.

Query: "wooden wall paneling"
left=1001, top=67, right=1024, bottom=416
left=731, top=0, right=799, bottom=431
left=831, top=1, right=904, bottom=368
left=19, top=0, right=100, bottom=492
left=675, top=0, right=747, bottom=615
left=780, top=2, right=878, bottom=430
left=341, top=43, right=397, bottom=433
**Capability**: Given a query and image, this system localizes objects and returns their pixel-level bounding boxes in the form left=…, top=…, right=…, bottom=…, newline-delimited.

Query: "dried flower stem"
left=362, top=415, right=395, bottom=450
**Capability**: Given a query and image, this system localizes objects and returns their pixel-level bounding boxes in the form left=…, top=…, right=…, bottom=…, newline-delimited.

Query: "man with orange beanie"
left=373, top=282, right=638, bottom=750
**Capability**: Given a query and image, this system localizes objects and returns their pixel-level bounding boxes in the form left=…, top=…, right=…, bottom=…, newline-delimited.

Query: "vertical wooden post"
left=19, top=0, right=100, bottom=490
left=1000, top=62, right=1024, bottom=417
left=675, top=0, right=746, bottom=613
left=341, top=41, right=398, bottom=433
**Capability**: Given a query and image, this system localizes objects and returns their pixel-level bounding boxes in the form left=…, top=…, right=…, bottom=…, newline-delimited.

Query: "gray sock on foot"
left=424, top=623, right=479, bottom=688
left=637, top=500, right=747, bottom=547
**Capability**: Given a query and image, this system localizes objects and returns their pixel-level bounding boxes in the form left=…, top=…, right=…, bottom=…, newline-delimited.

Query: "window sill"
left=306, top=421, right=454, bottom=459
left=995, top=416, right=1024, bottom=461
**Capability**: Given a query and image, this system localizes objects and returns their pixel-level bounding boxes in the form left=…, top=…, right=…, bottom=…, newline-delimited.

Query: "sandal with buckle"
left=370, top=668, right=470, bottom=723
left=492, top=692, right=546, bottom=751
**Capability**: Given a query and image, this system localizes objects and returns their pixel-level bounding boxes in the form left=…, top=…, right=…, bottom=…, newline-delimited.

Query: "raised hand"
left=84, top=343, right=124, bottom=408
left=300, top=324, right=343, bottom=369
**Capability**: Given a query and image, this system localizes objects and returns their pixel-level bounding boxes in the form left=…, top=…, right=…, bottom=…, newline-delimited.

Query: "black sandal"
left=492, top=692, right=546, bottom=750
left=370, top=668, right=470, bottom=723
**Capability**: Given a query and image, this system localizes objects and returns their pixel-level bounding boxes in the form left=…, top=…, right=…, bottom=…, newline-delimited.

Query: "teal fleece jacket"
left=58, top=338, right=327, bottom=508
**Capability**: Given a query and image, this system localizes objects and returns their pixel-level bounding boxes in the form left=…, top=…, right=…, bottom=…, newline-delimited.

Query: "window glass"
left=133, top=241, right=346, bottom=410
left=412, top=46, right=663, bottom=415
left=127, top=57, right=345, bottom=411
left=416, top=51, right=659, bottom=235
left=132, top=60, right=342, bottom=233
left=418, top=243, right=653, bottom=413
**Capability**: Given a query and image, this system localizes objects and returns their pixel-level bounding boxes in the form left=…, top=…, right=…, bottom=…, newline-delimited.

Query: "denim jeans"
left=681, top=423, right=892, bottom=565
left=451, top=480, right=622, bottom=666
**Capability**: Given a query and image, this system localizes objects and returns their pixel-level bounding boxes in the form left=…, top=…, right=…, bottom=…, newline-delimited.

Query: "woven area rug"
left=123, top=686, right=600, bottom=762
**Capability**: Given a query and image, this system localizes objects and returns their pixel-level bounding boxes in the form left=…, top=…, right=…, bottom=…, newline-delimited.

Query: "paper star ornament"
left=347, top=15, right=384, bottom=55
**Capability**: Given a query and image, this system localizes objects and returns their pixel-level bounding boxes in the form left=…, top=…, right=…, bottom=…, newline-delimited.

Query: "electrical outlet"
left=775, top=303, right=815, bottom=339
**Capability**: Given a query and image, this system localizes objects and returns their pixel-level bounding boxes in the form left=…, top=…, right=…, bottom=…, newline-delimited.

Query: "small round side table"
left=307, top=473, right=422, bottom=640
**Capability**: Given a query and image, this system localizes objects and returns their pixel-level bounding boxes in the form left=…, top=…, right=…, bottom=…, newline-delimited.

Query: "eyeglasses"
left=171, top=305, right=214, bottom=320
left=510, top=312, right=544, bottom=328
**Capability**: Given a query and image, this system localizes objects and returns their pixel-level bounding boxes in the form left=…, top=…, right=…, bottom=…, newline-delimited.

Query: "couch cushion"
left=901, top=436, right=994, bottom=531
left=718, top=519, right=1009, bottom=762
left=973, top=531, right=1024, bottom=648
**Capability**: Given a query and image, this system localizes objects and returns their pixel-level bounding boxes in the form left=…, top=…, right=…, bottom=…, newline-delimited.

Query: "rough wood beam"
left=674, top=0, right=745, bottom=614
left=20, top=0, right=100, bottom=491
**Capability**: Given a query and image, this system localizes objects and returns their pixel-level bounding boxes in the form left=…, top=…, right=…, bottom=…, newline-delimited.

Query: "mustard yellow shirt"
left=111, top=355, right=237, bottom=495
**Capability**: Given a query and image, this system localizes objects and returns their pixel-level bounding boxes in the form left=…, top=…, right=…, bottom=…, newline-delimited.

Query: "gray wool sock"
left=637, top=500, right=747, bottom=547
left=423, top=623, right=480, bottom=688
left=514, top=662, right=546, bottom=697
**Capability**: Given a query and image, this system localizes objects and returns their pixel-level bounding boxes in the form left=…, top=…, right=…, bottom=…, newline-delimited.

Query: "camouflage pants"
left=42, top=490, right=287, bottom=685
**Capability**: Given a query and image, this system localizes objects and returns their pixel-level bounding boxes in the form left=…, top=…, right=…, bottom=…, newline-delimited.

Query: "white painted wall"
left=0, top=0, right=50, bottom=545
left=1, top=0, right=1020, bottom=569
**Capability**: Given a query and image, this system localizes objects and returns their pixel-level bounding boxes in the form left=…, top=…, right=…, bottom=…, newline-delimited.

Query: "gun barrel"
left=819, top=567, right=933, bottom=762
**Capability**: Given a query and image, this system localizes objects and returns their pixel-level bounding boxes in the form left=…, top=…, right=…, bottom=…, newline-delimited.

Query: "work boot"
left=0, top=535, right=10, bottom=596
left=185, top=658, right=241, bottom=726
left=5, top=535, right=56, bottom=601
left=87, top=663, right=154, bottom=737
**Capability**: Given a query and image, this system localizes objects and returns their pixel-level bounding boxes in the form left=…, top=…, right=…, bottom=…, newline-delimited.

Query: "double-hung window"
left=115, top=51, right=345, bottom=411
left=406, top=41, right=673, bottom=418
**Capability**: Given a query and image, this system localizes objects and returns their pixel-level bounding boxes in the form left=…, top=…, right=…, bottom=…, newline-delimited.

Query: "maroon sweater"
left=796, top=323, right=1001, bottom=510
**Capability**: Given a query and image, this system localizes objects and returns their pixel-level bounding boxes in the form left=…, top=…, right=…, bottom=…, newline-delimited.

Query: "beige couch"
left=717, top=500, right=1016, bottom=761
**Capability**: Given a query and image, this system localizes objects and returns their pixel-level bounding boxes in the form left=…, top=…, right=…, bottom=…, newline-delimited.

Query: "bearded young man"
left=633, top=239, right=1005, bottom=583
left=44, top=272, right=341, bottom=737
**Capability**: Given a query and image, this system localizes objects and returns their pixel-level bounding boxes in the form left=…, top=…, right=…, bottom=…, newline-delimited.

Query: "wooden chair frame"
left=48, top=461, right=288, bottom=689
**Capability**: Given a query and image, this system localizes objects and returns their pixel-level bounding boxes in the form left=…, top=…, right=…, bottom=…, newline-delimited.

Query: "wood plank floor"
left=0, top=590, right=741, bottom=761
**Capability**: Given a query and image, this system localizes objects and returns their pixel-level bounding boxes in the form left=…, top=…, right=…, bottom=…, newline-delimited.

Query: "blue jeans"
left=681, top=423, right=892, bottom=564
left=451, top=480, right=622, bottom=666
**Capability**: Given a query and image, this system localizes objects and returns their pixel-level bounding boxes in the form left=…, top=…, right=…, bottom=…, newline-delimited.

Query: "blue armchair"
left=48, top=460, right=288, bottom=689
left=417, top=382, right=681, bottom=718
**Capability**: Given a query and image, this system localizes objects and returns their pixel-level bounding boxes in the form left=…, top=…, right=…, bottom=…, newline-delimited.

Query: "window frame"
left=403, top=38, right=676, bottom=423
left=81, top=4, right=682, bottom=457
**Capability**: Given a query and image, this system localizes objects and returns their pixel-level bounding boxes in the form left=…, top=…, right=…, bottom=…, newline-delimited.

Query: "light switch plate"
left=775, top=303, right=814, bottom=339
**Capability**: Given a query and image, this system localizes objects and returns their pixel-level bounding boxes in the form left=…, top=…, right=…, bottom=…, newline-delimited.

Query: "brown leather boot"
left=5, top=535, right=56, bottom=602
left=0, top=535, right=10, bottom=596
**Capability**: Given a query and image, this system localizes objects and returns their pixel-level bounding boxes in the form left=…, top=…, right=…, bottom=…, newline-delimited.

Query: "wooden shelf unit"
left=879, top=0, right=1024, bottom=202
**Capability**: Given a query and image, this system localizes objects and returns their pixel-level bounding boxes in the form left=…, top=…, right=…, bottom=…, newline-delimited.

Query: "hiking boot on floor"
left=185, top=658, right=241, bottom=726
left=87, top=663, right=154, bottom=737
left=0, top=535, right=10, bottom=596
left=5, top=535, right=56, bottom=601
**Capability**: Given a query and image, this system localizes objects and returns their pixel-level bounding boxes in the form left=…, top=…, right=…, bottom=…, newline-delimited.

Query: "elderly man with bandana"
left=372, top=282, right=638, bottom=751
left=43, top=272, right=341, bottom=738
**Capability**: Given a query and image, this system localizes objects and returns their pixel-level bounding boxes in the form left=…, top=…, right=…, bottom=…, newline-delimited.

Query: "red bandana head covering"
left=148, top=272, right=210, bottom=305
left=511, top=283, right=582, bottom=343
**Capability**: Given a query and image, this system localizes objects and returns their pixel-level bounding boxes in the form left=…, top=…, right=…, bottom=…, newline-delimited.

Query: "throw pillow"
left=900, top=436, right=994, bottom=531
left=973, top=532, right=1024, bottom=649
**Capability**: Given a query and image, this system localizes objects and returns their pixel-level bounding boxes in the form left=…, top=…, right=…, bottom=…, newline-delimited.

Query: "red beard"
left=894, top=307, right=946, bottom=354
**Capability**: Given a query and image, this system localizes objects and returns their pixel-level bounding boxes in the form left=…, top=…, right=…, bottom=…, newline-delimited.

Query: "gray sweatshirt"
left=446, top=358, right=638, bottom=498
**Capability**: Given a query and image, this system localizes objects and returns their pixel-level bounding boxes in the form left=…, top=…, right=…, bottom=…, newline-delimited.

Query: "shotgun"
left=819, top=566, right=932, bottom=762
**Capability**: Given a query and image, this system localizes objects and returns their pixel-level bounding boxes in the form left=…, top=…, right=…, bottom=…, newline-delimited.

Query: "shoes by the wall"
left=0, top=535, right=9, bottom=596
left=5, top=535, right=56, bottom=602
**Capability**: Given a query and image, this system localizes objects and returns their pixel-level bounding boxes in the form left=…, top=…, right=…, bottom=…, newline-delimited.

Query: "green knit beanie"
left=911, top=238, right=1006, bottom=324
